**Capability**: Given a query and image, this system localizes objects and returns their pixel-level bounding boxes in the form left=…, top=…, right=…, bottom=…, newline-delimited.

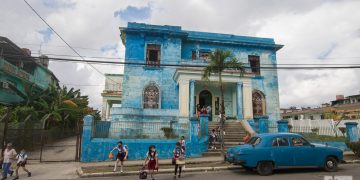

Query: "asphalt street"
left=80, top=164, right=359, bottom=180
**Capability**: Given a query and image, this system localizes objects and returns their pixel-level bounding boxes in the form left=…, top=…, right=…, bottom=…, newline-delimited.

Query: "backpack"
left=139, top=167, right=147, bottom=179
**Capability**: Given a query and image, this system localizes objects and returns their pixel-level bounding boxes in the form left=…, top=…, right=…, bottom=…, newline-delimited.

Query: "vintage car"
left=225, top=133, right=343, bottom=175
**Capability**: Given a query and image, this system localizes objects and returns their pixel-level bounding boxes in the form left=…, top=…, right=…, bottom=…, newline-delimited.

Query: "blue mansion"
left=109, top=22, right=282, bottom=122
left=82, top=22, right=283, bottom=162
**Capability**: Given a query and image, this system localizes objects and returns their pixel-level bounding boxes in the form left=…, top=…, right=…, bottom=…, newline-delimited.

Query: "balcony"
left=0, top=57, right=32, bottom=81
left=0, top=57, right=47, bottom=89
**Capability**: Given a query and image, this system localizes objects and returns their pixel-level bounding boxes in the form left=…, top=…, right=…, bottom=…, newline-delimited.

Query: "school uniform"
left=146, top=151, right=158, bottom=170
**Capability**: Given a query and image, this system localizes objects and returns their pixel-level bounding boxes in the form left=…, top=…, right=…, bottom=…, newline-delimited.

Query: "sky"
left=1, top=0, right=360, bottom=110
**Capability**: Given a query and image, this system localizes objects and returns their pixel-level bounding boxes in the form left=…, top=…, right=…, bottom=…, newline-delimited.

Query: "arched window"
left=252, top=91, right=265, bottom=117
left=143, top=83, right=160, bottom=109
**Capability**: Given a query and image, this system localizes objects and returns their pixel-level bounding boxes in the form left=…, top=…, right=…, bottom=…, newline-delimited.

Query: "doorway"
left=199, top=90, right=212, bottom=120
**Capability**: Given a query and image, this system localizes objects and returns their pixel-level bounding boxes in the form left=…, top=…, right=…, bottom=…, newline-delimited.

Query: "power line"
left=4, top=54, right=360, bottom=70
left=22, top=0, right=120, bottom=85
left=5, top=53, right=360, bottom=67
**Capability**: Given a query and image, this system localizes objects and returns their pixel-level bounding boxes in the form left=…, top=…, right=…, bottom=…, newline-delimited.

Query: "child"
left=209, top=129, right=217, bottom=149
left=179, top=136, right=186, bottom=152
left=173, top=142, right=185, bottom=179
left=13, top=149, right=31, bottom=180
left=111, top=141, right=128, bottom=173
left=144, top=145, right=158, bottom=180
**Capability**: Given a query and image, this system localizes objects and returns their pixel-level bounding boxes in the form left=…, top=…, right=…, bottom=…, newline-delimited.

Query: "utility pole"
left=1, top=107, right=11, bottom=155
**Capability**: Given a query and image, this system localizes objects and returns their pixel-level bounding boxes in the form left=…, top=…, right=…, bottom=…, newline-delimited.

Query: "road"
left=81, top=164, right=359, bottom=180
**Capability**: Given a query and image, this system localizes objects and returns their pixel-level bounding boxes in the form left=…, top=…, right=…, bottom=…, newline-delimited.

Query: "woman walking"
left=173, top=142, right=185, bottom=179
left=1, top=143, right=16, bottom=180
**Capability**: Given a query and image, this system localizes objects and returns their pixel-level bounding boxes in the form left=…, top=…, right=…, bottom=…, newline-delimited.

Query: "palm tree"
left=202, top=48, right=245, bottom=157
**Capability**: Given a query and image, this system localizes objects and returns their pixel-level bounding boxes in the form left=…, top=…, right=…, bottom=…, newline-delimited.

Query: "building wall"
left=118, top=23, right=281, bottom=121
left=121, top=33, right=181, bottom=110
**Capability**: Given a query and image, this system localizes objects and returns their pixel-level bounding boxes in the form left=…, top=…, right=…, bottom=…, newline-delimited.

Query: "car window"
left=272, top=137, right=289, bottom=147
left=291, top=137, right=310, bottom=146
left=247, top=137, right=261, bottom=146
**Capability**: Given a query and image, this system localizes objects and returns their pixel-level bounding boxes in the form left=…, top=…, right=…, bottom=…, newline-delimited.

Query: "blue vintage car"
left=225, top=133, right=343, bottom=175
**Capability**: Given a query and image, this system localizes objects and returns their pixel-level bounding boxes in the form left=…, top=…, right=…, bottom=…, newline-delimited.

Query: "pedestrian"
left=179, top=136, right=186, bottom=152
left=200, top=106, right=207, bottom=114
left=110, top=141, right=128, bottom=173
left=209, top=129, right=217, bottom=149
left=1, top=143, right=16, bottom=180
left=13, top=149, right=31, bottom=180
left=196, top=104, right=201, bottom=120
left=243, top=131, right=251, bottom=144
left=206, top=105, right=212, bottom=121
left=173, top=142, right=185, bottom=179
left=144, top=145, right=158, bottom=180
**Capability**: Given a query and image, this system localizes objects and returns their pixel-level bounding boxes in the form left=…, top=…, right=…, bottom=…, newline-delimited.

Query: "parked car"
left=225, top=133, right=343, bottom=176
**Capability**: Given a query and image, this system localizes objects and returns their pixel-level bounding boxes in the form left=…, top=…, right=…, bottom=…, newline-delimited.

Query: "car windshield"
left=246, top=137, right=261, bottom=146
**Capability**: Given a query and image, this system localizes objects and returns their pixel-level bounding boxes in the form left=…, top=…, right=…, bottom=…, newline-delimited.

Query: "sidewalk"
left=17, top=151, right=360, bottom=179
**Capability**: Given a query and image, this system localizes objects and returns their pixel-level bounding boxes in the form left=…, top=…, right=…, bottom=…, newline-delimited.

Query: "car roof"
left=256, top=133, right=302, bottom=138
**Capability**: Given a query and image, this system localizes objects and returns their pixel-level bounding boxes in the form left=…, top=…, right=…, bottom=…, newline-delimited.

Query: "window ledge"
left=143, top=66, right=164, bottom=70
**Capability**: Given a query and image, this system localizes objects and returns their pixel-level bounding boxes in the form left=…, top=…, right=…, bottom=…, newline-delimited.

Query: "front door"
left=199, top=90, right=212, bottom=120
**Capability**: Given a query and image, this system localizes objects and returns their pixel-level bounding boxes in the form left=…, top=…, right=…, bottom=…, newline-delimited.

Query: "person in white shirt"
left=13, top=149, right=31, bottom=180
left=1, top=143, right=16, bottom=180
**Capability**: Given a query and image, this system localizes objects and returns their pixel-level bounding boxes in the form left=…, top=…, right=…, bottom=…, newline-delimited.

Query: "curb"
left=344, top=160, right=360, bottom=164
left=77, top=166, right=242, bottom=178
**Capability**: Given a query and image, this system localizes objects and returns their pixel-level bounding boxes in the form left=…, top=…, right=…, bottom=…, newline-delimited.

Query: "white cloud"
left=1, top=0, right=360, bottom=110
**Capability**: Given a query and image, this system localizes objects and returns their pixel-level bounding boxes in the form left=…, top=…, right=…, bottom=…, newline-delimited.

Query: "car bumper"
left=225, top=155, right=246, bottom=164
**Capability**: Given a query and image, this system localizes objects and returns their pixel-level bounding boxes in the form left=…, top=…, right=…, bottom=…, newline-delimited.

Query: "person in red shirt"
left=243, top=131, right=251, bottom=143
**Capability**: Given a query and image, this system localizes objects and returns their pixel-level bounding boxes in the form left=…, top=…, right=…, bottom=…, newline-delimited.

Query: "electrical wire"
left=22, top=0, right=120, bottom=84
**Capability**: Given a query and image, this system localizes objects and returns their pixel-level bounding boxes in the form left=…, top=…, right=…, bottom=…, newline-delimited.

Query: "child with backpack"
left=173, top=142, right=185, bottom=179
left=209, top=129, right=217, bottom=149
left=13, top=149, right=31, bottom=180
left=110, top=141, right=128, bottom=173
left=179, top=136, right=186, bottom=152
left=144, top=145, right=158, bottom=180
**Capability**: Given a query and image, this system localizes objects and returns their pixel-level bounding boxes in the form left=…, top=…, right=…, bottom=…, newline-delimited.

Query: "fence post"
left=258, top=116, right=269, bottom=133
left=200, top=115, right=209, bottom=138
left=80, top=115, right=94, bottom=162
left=190, top=117, right=199, bottom=144
left=277, top=120, right=289, bottom=133
left=345, top=122, right=359, bottom=142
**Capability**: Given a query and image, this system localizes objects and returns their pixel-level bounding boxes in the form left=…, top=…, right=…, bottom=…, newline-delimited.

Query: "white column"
left=179, top=79, right=190, bottom=117
left=243, top=83, right=253, bottom=119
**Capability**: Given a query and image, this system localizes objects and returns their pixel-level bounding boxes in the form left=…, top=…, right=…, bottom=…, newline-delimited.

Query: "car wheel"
left=256, top=161, right=273, bottom=176
left=324, top=157, right=338, bottom=172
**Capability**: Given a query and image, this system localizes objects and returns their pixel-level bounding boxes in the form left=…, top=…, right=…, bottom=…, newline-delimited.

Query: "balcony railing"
left=0, top=58, right=32, bottom=81
left=0, top=58, right=48, bottom=89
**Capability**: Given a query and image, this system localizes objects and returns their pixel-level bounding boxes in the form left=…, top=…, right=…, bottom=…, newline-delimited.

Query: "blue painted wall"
left=118, top=22, right=282, bottom=120
left=81, top=115, right=209, bottom=162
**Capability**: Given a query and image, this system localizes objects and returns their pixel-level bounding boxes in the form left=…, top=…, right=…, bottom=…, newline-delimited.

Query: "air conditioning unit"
left=0, top=81, right=9, bottom=89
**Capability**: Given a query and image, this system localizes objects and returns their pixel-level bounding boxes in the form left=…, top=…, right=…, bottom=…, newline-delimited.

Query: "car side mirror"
left=252, top=144, right=255, bottom=148
left=310, top=144, right=315, bottom=148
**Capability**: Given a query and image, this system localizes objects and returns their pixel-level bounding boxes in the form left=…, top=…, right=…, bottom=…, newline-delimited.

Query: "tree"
left=202, top=49, right=245, bottom=157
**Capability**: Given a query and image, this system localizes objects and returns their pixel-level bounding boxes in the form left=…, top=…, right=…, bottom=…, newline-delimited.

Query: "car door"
left=290, top=136, right=317, bottom=167
left=271, top=137, right=294, bottom=167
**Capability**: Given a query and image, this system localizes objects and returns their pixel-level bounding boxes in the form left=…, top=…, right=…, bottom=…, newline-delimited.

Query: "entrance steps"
left=203, top=121, right=246, bottom=157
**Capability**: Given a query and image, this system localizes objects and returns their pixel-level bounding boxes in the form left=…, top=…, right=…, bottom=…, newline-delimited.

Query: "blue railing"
left=93, top=118, right=189, bottom=140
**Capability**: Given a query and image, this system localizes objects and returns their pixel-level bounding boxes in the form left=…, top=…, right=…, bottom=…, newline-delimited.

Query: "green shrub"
left=346, top=141, right=360, bottom=157
left=161, top=127, right=176, bottom=139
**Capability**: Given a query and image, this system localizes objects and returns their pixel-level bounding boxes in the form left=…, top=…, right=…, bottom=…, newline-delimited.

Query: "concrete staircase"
left=203, top=121, right=247, bottom=157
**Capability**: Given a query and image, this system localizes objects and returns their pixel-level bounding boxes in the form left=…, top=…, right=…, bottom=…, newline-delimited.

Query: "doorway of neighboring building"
left=199, top=90, right=212, bottom=121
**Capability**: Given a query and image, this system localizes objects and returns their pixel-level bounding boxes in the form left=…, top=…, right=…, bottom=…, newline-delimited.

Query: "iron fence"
left=290, top=126, right=346, bottom=137
left=93, top=119, right=189, bottom=140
